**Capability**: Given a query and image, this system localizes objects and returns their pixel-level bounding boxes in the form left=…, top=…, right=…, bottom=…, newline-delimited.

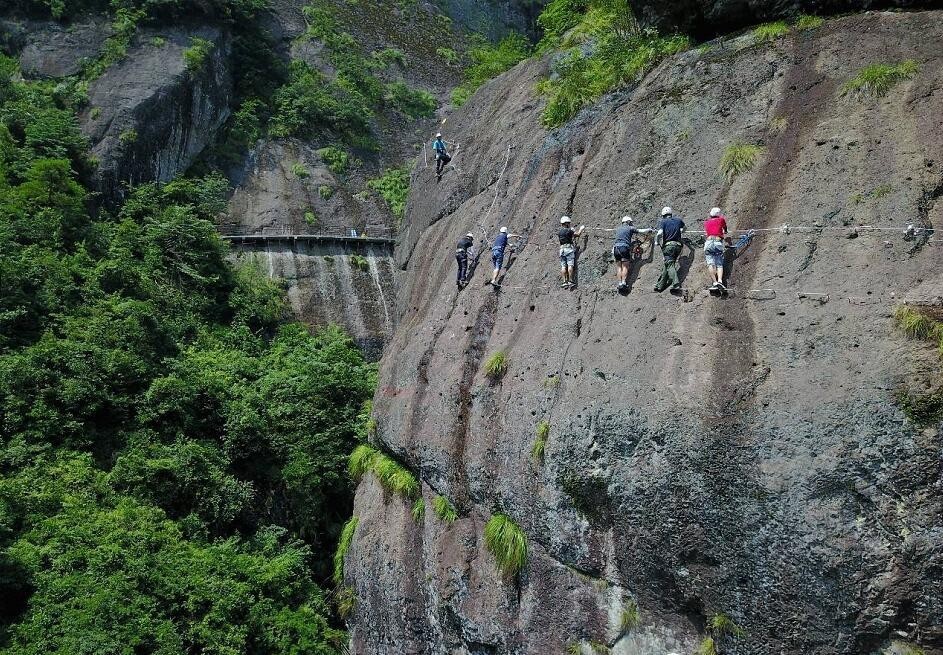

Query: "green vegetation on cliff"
left=536, top=0, right=689, bottom=128
left=0, top=57, right=375, bottom=653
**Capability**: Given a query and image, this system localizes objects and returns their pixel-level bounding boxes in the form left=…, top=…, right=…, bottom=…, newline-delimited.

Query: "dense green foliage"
left=0, top=60, right=376, bottom=652
left=451, top=33, right=532, bottom=107
left=535, top=0, right=689, bottom=128
left=366, top=166, right=410, bottom=221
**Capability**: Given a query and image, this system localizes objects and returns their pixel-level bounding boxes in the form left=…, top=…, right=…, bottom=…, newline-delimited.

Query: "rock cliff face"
left=347, top=10, right=943, bottom=655
left=79, top=25, right=233, bottom=202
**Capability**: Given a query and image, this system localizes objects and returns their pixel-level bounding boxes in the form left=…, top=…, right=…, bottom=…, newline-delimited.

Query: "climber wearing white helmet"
left=489, top=226, right=522, bottom=288
left=654, top=207, right=686, bottom=294
left=612, top=215, right=655, bottom=292
left=558, top=216, right=585, bottom=289
left=704, top=207, right=730, bottom=292
left=432, top=133, right=450, bottom=179
left=455, top=232, right=474, bottom=288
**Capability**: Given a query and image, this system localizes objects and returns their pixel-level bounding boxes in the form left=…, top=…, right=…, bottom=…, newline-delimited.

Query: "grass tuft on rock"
left=695, top=637, right=718, bottom=655
left=347, top=444, right=420, bottom=500
left=720, top=143, right=762, bottom=182
left=484, top=351, right=509, bottom=380
left=484, top=513, right=528, bottom=576
left=841, top=60, right=918, bottom=99
left=532, top=420, right=550, bottom=463
left=710, top=613, right=745, bottom=638
left=432, top=495, right=457, bottom=522
left=894, top=305, right=943, bottom=343
left=753, top=21, right=790, bottom=41
left=333, top=516, right=358, bottom=585
left=795, top=14, right=824, bottom=30
left=619, top=599, right=640, bottom=635
left=411, top=498, right=425, bottom=522
left=336, top=585, right=356, bottom=618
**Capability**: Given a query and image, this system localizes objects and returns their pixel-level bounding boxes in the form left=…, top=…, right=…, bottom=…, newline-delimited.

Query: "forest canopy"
left=0, top=54, right=375, bottom=654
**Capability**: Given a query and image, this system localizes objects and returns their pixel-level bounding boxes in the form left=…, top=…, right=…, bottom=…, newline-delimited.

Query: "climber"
left=559, top=216, right=585, bottom=289
left=455, top=232, right=474, bottom=288
left=433, top=133, right=450, bottom=179
left=654, top=207, right=686, bottom=294
left=612, top=216, right=654, bottom=292
left=704, top=207, right=730, bottom=292
left=490, top=226, right=521, bottom=287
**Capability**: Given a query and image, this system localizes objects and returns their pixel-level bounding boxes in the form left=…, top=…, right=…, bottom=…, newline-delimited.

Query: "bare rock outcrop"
left=347, top=10, right=943, bottom=655
left=79, top=25, right=233, bottom=201
left=10, top=17, right=112, bottom=78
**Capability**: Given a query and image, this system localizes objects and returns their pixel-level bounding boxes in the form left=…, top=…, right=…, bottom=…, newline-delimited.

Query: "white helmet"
left=710, top=207, right=722, bottom=217
left=661, top=207, right=673, bottom=216
left=560, top=216, right=571, bottom=224
left=436, top=133, right=442, bottom=138
left=621, top=216, right=633, bottom=224
left=500, top=227, right=508, bottom=233
left=466, top=233, right=474, bottom=238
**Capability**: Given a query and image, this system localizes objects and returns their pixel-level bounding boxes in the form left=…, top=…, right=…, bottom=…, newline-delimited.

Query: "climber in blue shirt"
left=432, top=133, right=451, bottom=179
left=489, top=227, right=521, bottom=287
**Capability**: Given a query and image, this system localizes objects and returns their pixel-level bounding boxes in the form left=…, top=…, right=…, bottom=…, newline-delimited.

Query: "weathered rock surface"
left=8, top=17, right=111, bottom=78
left=79, top=25, right=232, bottom=201
left=347, top=10, right=943, bottom=655
left=635, top=0, right=943, bottom=35
left=224, top=138, right=392, bottom=237
left=438, top=0, right=547, bottom=39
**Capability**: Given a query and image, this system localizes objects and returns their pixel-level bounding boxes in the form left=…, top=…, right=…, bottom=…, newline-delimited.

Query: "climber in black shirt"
left=455, top=233, right=474, bottom=288
left=558, top=216, right=585, bottom=288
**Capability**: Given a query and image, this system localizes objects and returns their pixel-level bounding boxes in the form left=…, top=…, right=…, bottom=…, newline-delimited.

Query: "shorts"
left=612, top=244, right=632, bottom=262
left=704, top=239, right=725, bottom=268
left=491, top=249, right=506, bottom=270
left=559, top=245, right=576, bottom=269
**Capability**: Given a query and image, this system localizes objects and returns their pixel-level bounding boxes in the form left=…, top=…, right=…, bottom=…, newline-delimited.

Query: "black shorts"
left=612, top=244, right=632, bottom=262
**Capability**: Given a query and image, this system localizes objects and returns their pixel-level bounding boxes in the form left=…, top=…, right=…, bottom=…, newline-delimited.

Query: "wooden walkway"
left=221, top=233, right=396, bottom=247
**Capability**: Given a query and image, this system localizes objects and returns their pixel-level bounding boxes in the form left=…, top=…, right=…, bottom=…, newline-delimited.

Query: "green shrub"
left=367, top=166, right=410, bottom=220
left=719, top=142, right=762, bottom=182
left=795, top=14, right=824, bottom=30
left=538, top=32, right=689, bottom=128
left=271, top=60, right=374, bottom=138
left=304, top=210, right=318, bottom=226
left=484, top=513, right=528, bottom=576
left=452, top=33, right=531, bottom=107
left=350, top=254, right=370, bottom=272
left=333, top=516, right=359, bottom=585
left=432, top=495, right=457, bottom=522
left=384, top=81, right=437, bottom=118
left=150, top=36, right=167, bottom=47
left=317, top=146, right=350, bottom=174
left=753, top=21, right=790, bottom=42
left=484, top=351, right=509, bottom=379
left=319, top=185, right=334, bottom=200
left=291, top=161, right=309, bottom=178
left=411, top=498, right=425, bottom=522
left=119, top=128, right=138, bottom=145
left=436, top=47, right=459, bottom=65
left=183, top=37, right=215, bottom=72
left=373, top=47, right=407, bottom=68
left=841, top=60, right=919, bottom=99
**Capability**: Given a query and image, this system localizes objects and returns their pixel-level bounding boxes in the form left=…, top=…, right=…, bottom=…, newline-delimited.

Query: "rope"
left=582, top=223, right=934, bottom=237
